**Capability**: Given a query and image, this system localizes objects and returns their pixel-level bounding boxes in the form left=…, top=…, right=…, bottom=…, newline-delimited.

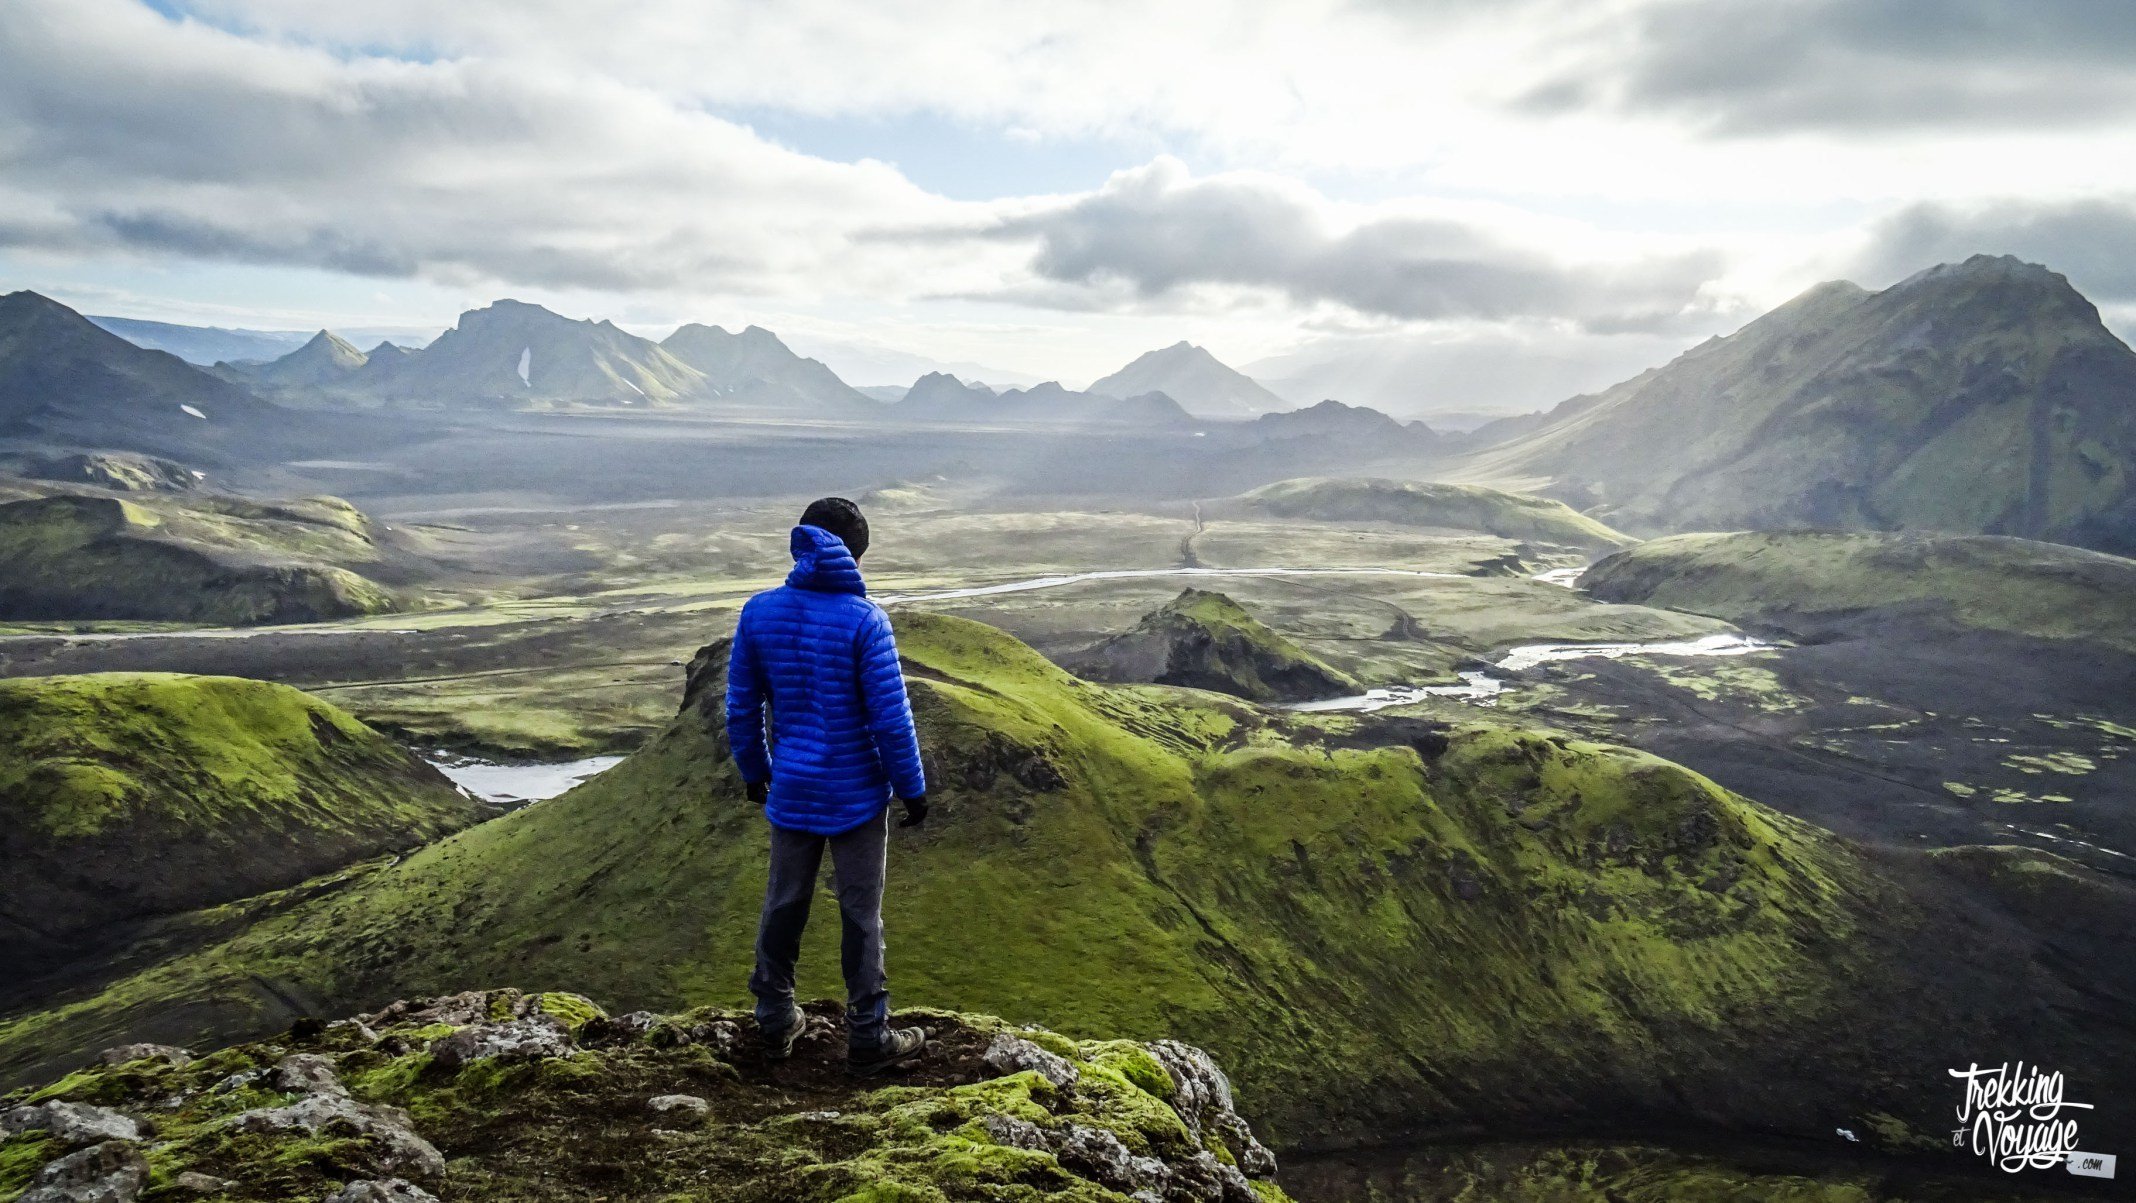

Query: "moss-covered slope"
left=1238, top=477, right=1634, bottom=551
left=0, top=673, right=485, bottom=978
left=0, top=989, right=1288, bottom=1203
left=0, top=491, right=405, bottom=624
left=1582, top=529, right=2136, bottom=651
left=0, top=617, right=2123, bottom=1159
left=1062, top=588, right=1363, bottom=702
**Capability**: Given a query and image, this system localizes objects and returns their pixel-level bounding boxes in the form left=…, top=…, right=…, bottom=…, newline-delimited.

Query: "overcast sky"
left=4, top=0, right=2134, bottom=410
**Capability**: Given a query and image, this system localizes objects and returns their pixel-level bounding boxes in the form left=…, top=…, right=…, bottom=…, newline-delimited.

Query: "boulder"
left=222, top=1095, right=444, bottom=1182
left=1, top=1102, right=142, bottom=1146
left=1148, top=1041, right=1276, bottom=1177
left=16, top=1141, right=148, bottom=1203
left=647, top=1095, right=709, bottom=1118
left=426, top=1018, right=573, bottom=1069
left=273, top=1053, right=349, bottom=1096
left=981, top=1032, right=1079, bottom=1089
left=95, top=1044, right=192, bottom=1069
left=171, top=1172, right=235, bottom=1194
left=322, top=1180, right=439, bottom=1203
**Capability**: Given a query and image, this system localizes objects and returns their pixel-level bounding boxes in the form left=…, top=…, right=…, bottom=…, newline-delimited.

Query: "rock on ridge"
left=0, top=991, right=1292, bottom=1202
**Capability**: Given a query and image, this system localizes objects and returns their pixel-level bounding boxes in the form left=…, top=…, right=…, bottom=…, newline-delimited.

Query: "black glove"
left=746, top=779, right=769, bottom=807
left=897, top=794, right=929, bottom=827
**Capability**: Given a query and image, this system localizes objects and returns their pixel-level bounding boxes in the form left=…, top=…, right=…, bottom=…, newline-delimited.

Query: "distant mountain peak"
left=1458, top=255, right=2136, bottom=553
left=1089, top=341, right=1285, bottom=418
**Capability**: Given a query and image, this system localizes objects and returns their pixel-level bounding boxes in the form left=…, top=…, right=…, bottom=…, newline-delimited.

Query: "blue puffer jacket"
left=725, top=524, right=926, bottom=835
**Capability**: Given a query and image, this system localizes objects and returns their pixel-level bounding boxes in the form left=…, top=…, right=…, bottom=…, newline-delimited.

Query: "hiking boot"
left=760, top=1003, right=805, bottom=1061
left=847, top=1026, right=927, bottom=1076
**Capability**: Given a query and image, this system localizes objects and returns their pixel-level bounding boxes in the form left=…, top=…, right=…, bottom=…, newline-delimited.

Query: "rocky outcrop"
left=14, top=1141, right=148, bottom=1203
left=0, top=989, right=1290, bottom=1202
left=1064, top=587, right=1362, bottom=702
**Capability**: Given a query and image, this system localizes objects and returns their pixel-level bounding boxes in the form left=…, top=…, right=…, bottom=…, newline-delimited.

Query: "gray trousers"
left=748, top=807, right=890, bottom=1049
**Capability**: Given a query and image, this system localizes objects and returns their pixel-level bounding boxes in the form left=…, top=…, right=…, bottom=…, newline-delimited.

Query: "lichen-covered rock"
left=1150, top=1040, right=1277, bottom=1177
left=221, top=1095, right=444, bottom=1182
left=426, top=1018, right=574, bottom=1069
left=96, top=1044, right=192, bottom=1069
left=982, top=1032, right=1079, bottom=1088
left=2, top=1101, right=142, bottom=1146
left=15, top=1140, right=148, bottom=1203
left=271, top=1053, right=347, bottom=1096
left=0, top=996, right=1291, bottom=1202
left=647, top=1094, right=708, bottom=1117
left=322, top=1180, right=438, bottom=1203
left=1056, top=1122, right=1173, bottom=1197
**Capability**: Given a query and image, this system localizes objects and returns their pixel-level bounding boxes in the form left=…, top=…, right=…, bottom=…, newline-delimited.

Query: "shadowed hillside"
left=1457, top=256, right=2136, bottom=553
left=1062, top=588, right=1362, bottom=702
left=0, top=673, right=484, bottom=981
left=0, top=490, right=410, bottom=624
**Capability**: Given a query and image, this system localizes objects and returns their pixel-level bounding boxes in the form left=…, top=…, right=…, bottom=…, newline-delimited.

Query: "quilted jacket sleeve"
left=724, top=606, right=772, bottom=785
left=856, top=606, right=927, bottom=800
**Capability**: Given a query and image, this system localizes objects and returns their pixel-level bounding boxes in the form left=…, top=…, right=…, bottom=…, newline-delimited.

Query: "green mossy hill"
left=0, top=491, right=407, bottom=624
left=1239, top=477, right=1635, bottom=551
left=3, top=451, right=197, bottom=492
left=0, top=989, right=1289, bottom=1203
left=7, top=615, right=2110, bottom=1161
left=0, top=673, right=485, bottom=978
left=1457, top=256, right=2136, bottom=552
left=1289, top=1140, right=2066, bottom=1202
left=1582, top=529, right=2136, bottom=651
left=1061, top=588, right=1363, bottom=702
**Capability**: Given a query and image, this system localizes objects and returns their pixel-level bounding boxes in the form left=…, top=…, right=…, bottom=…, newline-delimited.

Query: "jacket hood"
left=786, top=524, right=867, bottom=594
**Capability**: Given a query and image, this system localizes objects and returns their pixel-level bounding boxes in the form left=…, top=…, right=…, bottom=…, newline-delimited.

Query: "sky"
left=5, top=0, right=2136, bottom=413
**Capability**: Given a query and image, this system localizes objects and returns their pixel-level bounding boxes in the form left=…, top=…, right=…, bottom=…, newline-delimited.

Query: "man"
left=725, top=496, right=931, bottom=1074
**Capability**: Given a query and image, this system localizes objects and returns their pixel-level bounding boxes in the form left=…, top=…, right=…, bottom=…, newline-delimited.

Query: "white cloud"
left=9, top=0, right=2136, bottom=395
left=976, top=158, right=1731, bottom=332
left=0, top=0, right=1018, bottom=302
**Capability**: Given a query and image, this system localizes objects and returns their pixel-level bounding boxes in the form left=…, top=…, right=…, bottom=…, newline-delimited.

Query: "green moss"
left=0, top=615, right=1905, bottom=1151
left=0, top=1132, right=55, bottom=1198
left=0, top=1003, right=1290, bottom=1202
left=0, top=491, right=400, bottom=625
left=0, top=672, right=483, bottom=986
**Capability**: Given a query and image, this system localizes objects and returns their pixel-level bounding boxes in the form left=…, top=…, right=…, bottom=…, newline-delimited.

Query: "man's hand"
left=897, top=794, right=929, bottom=827
left=746, top=779, right=769, bottom=807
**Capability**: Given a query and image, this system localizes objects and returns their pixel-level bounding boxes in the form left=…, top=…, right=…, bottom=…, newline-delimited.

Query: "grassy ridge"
left=1583, top=529, right=2136, bottom=651
left=1239, top=477, right=1635, bottom=551
left=1, top=615, right=2023, bottom=1154
left=0, top=673, right=484, bottom=976
left=0, top=492, right=400, bottom=624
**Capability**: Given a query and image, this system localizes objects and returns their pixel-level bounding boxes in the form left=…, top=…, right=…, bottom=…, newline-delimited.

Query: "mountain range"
left=88, top=315, right=437, bottom=364
left=1457, top=255, right=2136, bottom=553
left=1087, top=340, right=1288, bottom=417
left=896, top=371, right=1194, bottom=425
left=660, top=322, right=876, bottom=414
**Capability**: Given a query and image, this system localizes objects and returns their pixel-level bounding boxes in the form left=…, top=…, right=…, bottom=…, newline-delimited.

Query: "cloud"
left=0, top=0, right=1012, bottom=299
left=1524, top=0, right=2136, bottom=134
left=1849, top=197, right=2136, bottom=305
left=982, top=158, right=1729, bottom=332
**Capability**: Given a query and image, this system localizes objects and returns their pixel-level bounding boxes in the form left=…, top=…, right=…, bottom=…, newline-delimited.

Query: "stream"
left=1287, top=633, right=1778, bottom=713
left=428, top=754, right=625, bottom=804
left=875, top=565, right=1468, bottom=604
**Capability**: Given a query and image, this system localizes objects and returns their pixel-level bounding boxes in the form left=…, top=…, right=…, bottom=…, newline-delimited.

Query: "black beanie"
left=800, top=496, right=869, bottom=559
